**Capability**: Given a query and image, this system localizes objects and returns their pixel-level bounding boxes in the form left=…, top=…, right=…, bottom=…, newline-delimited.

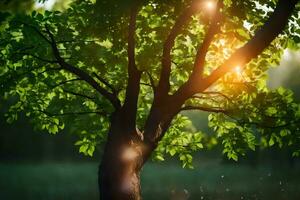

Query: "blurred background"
left=1, top=1, right=300, bottom=200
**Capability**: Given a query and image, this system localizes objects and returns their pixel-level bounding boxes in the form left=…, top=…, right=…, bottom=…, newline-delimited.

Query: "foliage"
left=0, top=0, right=300, bottom=167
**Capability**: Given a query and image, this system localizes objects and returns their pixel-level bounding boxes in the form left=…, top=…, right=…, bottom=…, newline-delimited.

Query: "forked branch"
left=191, top=0, right=223, bottom=78
left=144, top=0, right=299, bottom=148
left=173, top=0, right=298, bottom=102
left=44, top=25, right=121, bottom=109
left=202, top=0, right=298, bottom=91
left=16, top=21, right=121, bottom=109
left=122, top=5, right=143, bottom=131
left=157, top=2, right=199, bottom=96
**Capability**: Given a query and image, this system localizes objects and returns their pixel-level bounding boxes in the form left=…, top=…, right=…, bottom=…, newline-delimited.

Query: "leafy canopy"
left=1, top=0, right=300, bottom=168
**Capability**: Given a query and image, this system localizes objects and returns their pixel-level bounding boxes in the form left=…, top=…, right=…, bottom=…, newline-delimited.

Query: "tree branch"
left=143, top=1, right=216, bottom=147
left=37, top=67, right=62, bottom=76
left=44, top=25, right=121, bottom=109
left=145, top=71, right=156, bottom=92
left=37, top=109, right=108, bottom=117
left=230, top=115, right=300, bottom=129
left=142, top=0, right=298, bottom=155
left=16, top=21, right=51, bottom=44
left=62, top=89, right=95, bottom=101
left=156, top=2, right=198, bottom=96
left=199, top=91, right=232, bottom=101
left=202, top=0, right=298, bottom=91
left=50, top=78, right=83, bottom=89
left=191, top=0, right=223, bottom=79
left=180, top=105, right=228, bottom=113
left=140, top=82, right=152, bottom=87
left=43, top=82, right=96, bottom=102
left=172, top=0, right=298, bottom=105
left=92, top=72, right=116, bottom=94
left=122, top=5, right=143, bottom=131
left=13, top=52, right=57, bottom=63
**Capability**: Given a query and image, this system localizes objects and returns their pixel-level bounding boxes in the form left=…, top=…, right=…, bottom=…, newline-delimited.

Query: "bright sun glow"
left=234, top=66, right=242, bottom=76
left=35, top=0, right=57, bottom=10
left=206, top=1, right=216, bottom=10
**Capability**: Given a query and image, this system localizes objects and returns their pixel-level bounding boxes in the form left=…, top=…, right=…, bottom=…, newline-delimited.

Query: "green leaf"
left=266, top=107, right=277, bottom=115
left=169, top=149, right=176, bottom=156
left=155, top=155, right=164, bottom=161
left=87, top=145, right=95, bottom=157
left=48, top=124, right=58, bottom=134
left=79, top=144, right=88, bottom=153
left=269, top=137, right=275, bottom=146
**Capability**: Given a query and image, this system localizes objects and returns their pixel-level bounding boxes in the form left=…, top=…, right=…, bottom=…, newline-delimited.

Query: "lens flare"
left=122, top=146, right=138, bottom=161
left=232, top=65, right=246, bottom=82
left=206, top=1, right=215, bottom=10
left=234, top=66, right=242, bottom=76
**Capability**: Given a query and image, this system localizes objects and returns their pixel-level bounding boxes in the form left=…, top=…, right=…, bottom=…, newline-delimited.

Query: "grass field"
left=0, top=159, right=299, bottom=200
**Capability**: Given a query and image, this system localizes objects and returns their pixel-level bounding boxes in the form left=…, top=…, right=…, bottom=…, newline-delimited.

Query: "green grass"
left=0, top=159, right=299, bottom=200
left=142, top=159, right=300, bottom=200
left=0, top=162, right=99, bottom=200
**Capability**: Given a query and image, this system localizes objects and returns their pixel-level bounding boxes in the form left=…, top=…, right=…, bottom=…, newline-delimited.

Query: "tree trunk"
left=98, top=125, right=146, bottom=200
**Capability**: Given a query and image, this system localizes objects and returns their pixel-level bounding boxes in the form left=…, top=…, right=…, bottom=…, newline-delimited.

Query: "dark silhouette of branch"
left=57, top=39, right=101, bottom=44
left=12, top=45, right=57, bottom=63
left=145, top=71, right=156, bottom=92
left=16, top=21, right=51, bottom=44
left=44, top=25, right=121, bottom=109
left=157, top=2, right=198, bottom=96
left=191, top=0, right=223, bottom=79
left=37, top=67, right=62, bottom=75
left=219, top=81, right=255, bottom=85
left=92, top=72, right=116, bottom=94
left=140, top=82, right=152, bottom=87
left=122, top=5, right=143, bottom=131
left=180, top=105, right=228, bottom=113
left=62, top=89, right=95, bottom=100
left=1, top=65, right=45, bottom=88
left=190, top=95, right=223, bottom=105
left=173, top=0, right=298, bottom=103
left=13, top=52, right=57, bottom=63
left=43, top=82, right=96, bottom=102
left=202, top=0, right=298, bottom=91
left=142, top=0, right=298, bottom=153
left=167, top=142, right=203, bottom=149
left=28, top=53, right=58, bottom=63
left=50, top=78, right=83, bottom=89
left=10, top=22, right=121, bottom=109
left=199, top=91, right=232, bottom=101
left=37, top=109, right=108, bottom=117
left=229, top=115, right=300, bottom=129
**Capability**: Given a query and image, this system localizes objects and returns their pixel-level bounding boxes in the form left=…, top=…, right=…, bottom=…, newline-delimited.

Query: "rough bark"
left=98, top=112, right=145, bottom=200
left=99, top=138, right=143, bottom=200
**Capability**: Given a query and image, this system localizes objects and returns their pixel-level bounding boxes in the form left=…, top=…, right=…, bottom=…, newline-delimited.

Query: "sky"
left=268, top=49, right=300, bottom=99
left=34, top=0, right=57, bottom=10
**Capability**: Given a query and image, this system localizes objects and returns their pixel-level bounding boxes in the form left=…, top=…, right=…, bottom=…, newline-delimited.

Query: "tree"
left=1, top=0, right=300, bottom=199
